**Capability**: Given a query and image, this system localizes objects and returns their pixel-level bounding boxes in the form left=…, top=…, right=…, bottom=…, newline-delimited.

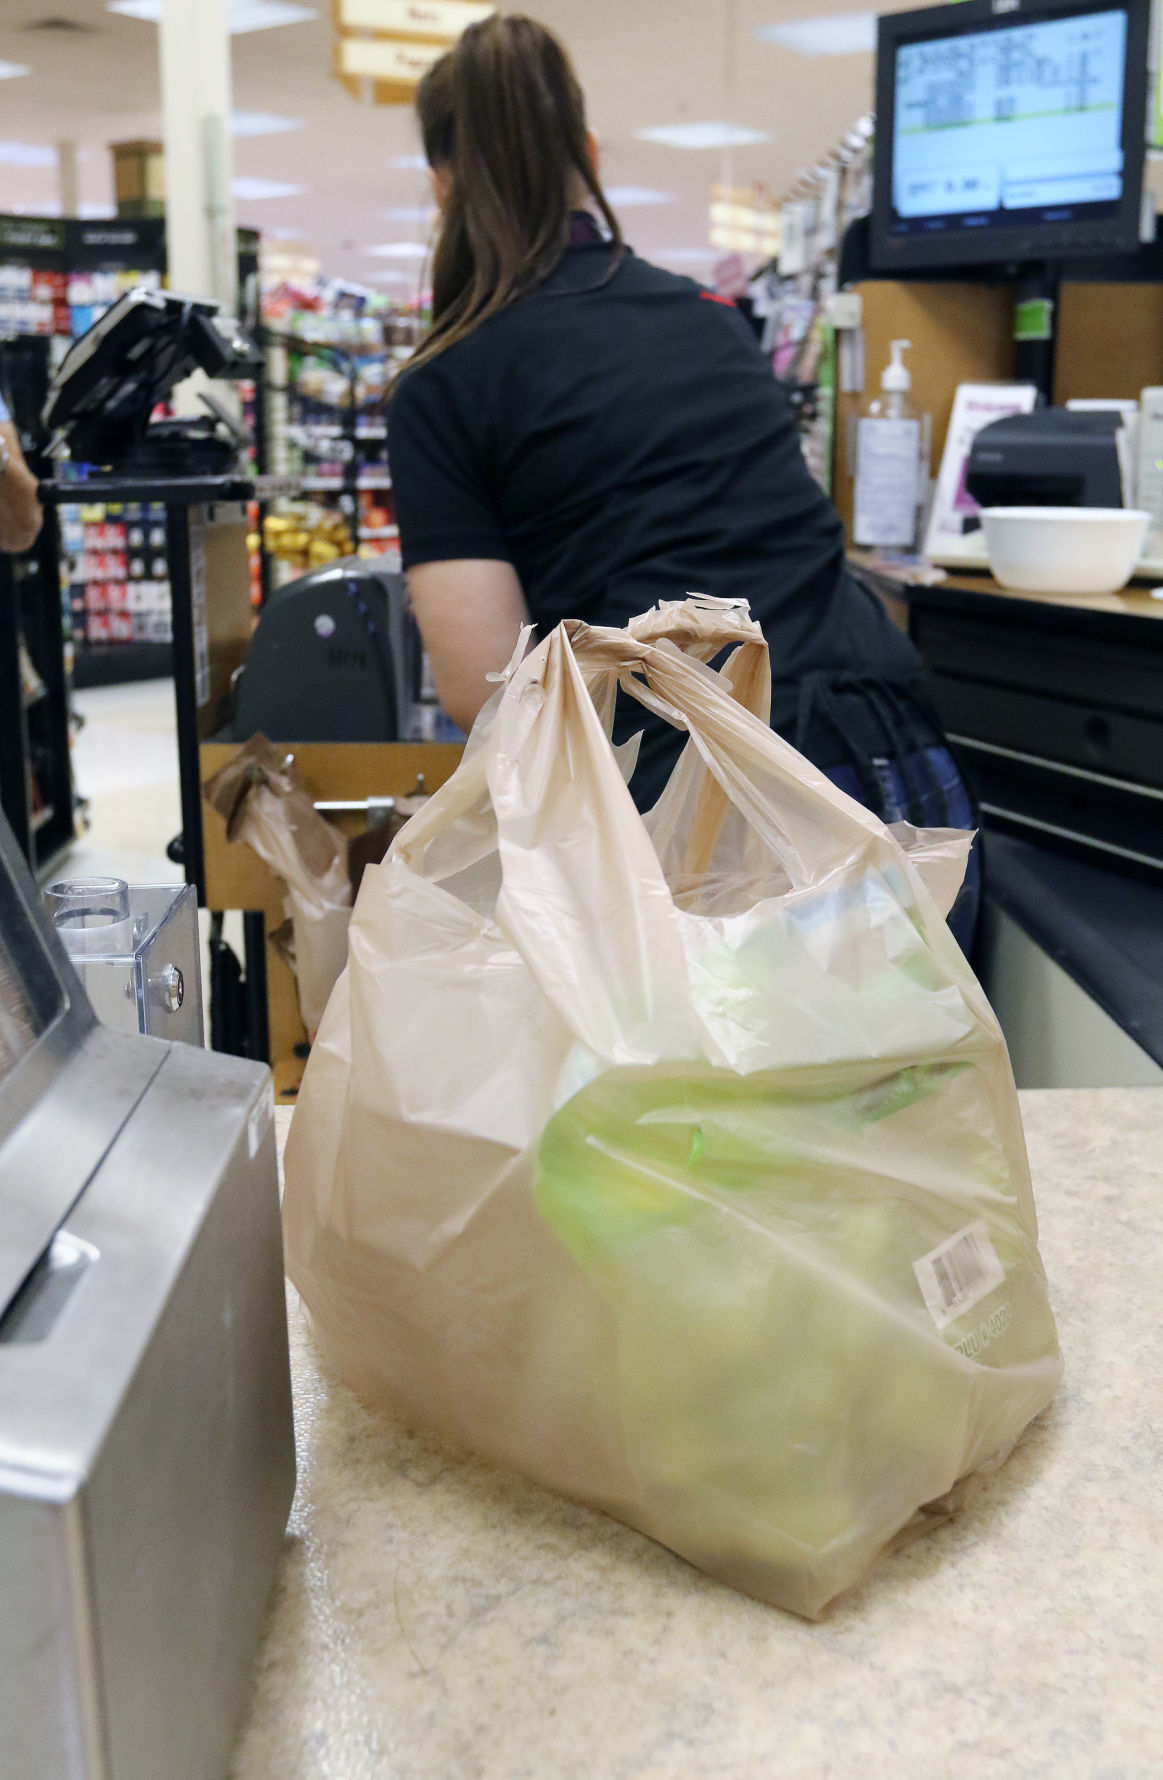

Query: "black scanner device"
left=231, top=558, right=420, bottom=743
left=966, top=408, right=1126, bottom=512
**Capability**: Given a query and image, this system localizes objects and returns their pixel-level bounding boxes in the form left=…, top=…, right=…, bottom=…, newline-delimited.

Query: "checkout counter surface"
left=940, top=569, right=1163, bottom=619
left=230, top=1092, right=1162, bottom=1779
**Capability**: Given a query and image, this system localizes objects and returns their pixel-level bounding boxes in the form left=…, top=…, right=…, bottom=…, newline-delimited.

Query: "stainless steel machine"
left=0, top=809, right=295, bottom=1779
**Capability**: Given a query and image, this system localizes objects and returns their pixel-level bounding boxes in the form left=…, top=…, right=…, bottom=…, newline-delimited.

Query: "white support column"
left=57, top=141, right=80, bottom=218
left=159, top=0, right=236, bottom=313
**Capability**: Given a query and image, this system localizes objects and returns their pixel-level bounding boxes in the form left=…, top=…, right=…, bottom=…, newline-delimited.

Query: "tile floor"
left=63, top=677, right=184, bottom=886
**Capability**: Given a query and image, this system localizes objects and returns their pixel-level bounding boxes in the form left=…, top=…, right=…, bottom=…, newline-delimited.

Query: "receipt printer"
left=966, top=408, right=1127, bottom=510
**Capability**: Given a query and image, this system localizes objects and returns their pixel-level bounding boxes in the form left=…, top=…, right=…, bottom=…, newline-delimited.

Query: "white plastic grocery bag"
left=283, top=595, right=1061, bottom=1619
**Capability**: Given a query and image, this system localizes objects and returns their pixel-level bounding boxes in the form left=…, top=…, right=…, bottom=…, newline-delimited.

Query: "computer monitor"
left=41, top=288, right=254, bottom=470
left=870, top=0, right=1151, bottom=273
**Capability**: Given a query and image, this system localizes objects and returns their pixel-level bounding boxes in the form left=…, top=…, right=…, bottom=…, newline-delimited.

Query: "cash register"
left=928, top=405, right=1156, bottom=573
left=41, top=286, right=256, bottom=474
left=965, top=408, right=1129, bottom=512
left=0, top=809, right=294, bottom=1779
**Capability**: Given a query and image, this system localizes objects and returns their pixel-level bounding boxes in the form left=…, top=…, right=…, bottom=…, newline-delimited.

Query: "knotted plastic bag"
left=283, top=595, right=1061, bottom=1619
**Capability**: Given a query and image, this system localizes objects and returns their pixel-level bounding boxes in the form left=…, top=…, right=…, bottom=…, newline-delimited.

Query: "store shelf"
left=43, top=474, right=259, bottom=507
left=300, top=474, right=392, bottom=492
left=72, top=640, right=173, bottom=690
left=287, top=422, right=387, bottom=442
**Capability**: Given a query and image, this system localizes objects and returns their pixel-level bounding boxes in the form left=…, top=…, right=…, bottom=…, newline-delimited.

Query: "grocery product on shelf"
left=59, top=501, right=172, bottom=654
left=260, top=268, right=426, bottom=565
left=263, top=503, right=355, bottom=576
left=740, top=118, right=874, bottom=494
left=260, top=493, right=400, bottom=581
left=1, top=215, right=177, bottom=683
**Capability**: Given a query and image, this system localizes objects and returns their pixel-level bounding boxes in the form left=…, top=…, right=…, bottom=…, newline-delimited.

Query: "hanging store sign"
left=337, top=35, right=445, bottom=81
left=336, top=0, right=494, bottom=36
left=334, top=0, right=494, bottom=103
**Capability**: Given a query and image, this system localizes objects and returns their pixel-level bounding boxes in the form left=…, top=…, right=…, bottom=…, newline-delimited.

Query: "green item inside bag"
left=535, top=1063, right=1057, bottom=1557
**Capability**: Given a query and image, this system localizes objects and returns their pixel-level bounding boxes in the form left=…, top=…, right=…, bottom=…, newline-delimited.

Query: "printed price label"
left=914, top=1221, right=1007, bottom=1331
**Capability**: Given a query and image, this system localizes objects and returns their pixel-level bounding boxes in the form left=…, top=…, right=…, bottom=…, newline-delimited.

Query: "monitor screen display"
left=891, top=10, right=1125, bottom=243
left=871, top=0, right=1149, bottom=271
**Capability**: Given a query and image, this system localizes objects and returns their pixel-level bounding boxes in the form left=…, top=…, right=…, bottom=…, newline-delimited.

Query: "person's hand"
left=0, top=421, right=43, bottom=555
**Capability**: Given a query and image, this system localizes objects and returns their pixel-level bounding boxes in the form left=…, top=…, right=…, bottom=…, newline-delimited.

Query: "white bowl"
left=980, top=506, right=1150, bottom=597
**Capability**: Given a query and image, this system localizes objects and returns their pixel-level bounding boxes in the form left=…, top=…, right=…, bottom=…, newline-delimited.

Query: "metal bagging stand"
left=38, top=290, right=285, bottom=1064
left=37, top=466, right=280, bottom=1060
left=40, top=290, right=464, bottom=1090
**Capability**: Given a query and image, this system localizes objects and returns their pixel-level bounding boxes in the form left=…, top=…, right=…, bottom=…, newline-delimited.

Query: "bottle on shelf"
left=853, top=339, right=929, bottom=553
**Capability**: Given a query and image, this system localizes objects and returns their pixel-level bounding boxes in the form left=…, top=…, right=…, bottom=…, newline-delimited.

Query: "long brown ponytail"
left=408, top=14, right=622, bottom=371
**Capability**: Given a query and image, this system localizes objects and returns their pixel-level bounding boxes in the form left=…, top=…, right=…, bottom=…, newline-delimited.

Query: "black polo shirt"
left=388, top=232, right=927, bottom=804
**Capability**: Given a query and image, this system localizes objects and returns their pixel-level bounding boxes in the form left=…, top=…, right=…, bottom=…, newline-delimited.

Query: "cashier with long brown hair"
left=388, top=14, right=979, bottom=949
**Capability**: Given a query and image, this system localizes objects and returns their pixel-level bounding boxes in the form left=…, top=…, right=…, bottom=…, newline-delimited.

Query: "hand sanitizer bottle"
left=854, top=339, right=923, bottom=551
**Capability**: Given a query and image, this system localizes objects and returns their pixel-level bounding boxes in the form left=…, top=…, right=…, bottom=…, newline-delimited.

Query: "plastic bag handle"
left=565, top=619, right=888, bottom=889
left=392, top=599, right=923, bottom=1067
left=577, top=596, right=772, bottom=873
left=394, top=597, right=770, bottom=886
left=625, top=597, right=771, bottom=724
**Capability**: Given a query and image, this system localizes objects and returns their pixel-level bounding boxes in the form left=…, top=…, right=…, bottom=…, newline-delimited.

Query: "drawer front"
left=962, top=743, right=1163, bottom=872
left=931, top=673, right=1163, bottom=792
left=913, top=611, right=1163, bottom=719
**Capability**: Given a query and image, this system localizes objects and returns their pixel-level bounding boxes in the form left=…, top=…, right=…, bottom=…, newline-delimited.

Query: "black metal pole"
left=0, top=554, right=32, bottom=862
left=1013, top=263, right=1061, bottom=406
left=242, top=909, right=271, bottom=1064
left=343, top=351, right=360, bottom=545
left=166, top=502, right=207, bottom=903
left=33, top=504, right=74, bottom=863
left=252, top=321, right=275, bottom=608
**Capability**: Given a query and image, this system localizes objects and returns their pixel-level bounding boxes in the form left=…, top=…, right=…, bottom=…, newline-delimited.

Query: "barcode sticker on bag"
left=913, top=1222, right=1007, bottom=1331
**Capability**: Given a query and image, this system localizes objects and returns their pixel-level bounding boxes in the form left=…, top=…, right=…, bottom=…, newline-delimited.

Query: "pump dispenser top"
left=882, top=339, right=912, bottom=394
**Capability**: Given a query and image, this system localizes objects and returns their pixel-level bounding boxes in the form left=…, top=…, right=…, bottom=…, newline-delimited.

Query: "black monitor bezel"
left=41, top=288, right=229, bottom=467
left=870, top=0, right=1152, bottom=273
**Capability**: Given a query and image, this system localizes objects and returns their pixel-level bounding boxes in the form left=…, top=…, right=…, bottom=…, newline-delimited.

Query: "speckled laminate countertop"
left=231, top=1089, right=1163, bottom=1780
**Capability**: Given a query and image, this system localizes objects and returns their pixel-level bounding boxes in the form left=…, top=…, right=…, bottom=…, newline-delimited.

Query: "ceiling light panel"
left=655, top=247, right=716, bottom=262
left=226, top=0, right=317, bottom=24
left=388, top=154, right=429, bottom=171
left=232, top=176, right=306, bottom=199
left=109, top=0, right=318, bottom=32
left=383, top=205, right=435, bottom=221
left=366, top=242, right=428, bottom=258
left=755, top=13, right=876, bottom=57
left=231, top=112, right=304, bottom=136
left=0, top=62, right=31, bottom=80
left=635, top=123, right=770, bottom=151
left=0, top=143, right=57, bottom=167
left=604, top=186, right=675, bottom=207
